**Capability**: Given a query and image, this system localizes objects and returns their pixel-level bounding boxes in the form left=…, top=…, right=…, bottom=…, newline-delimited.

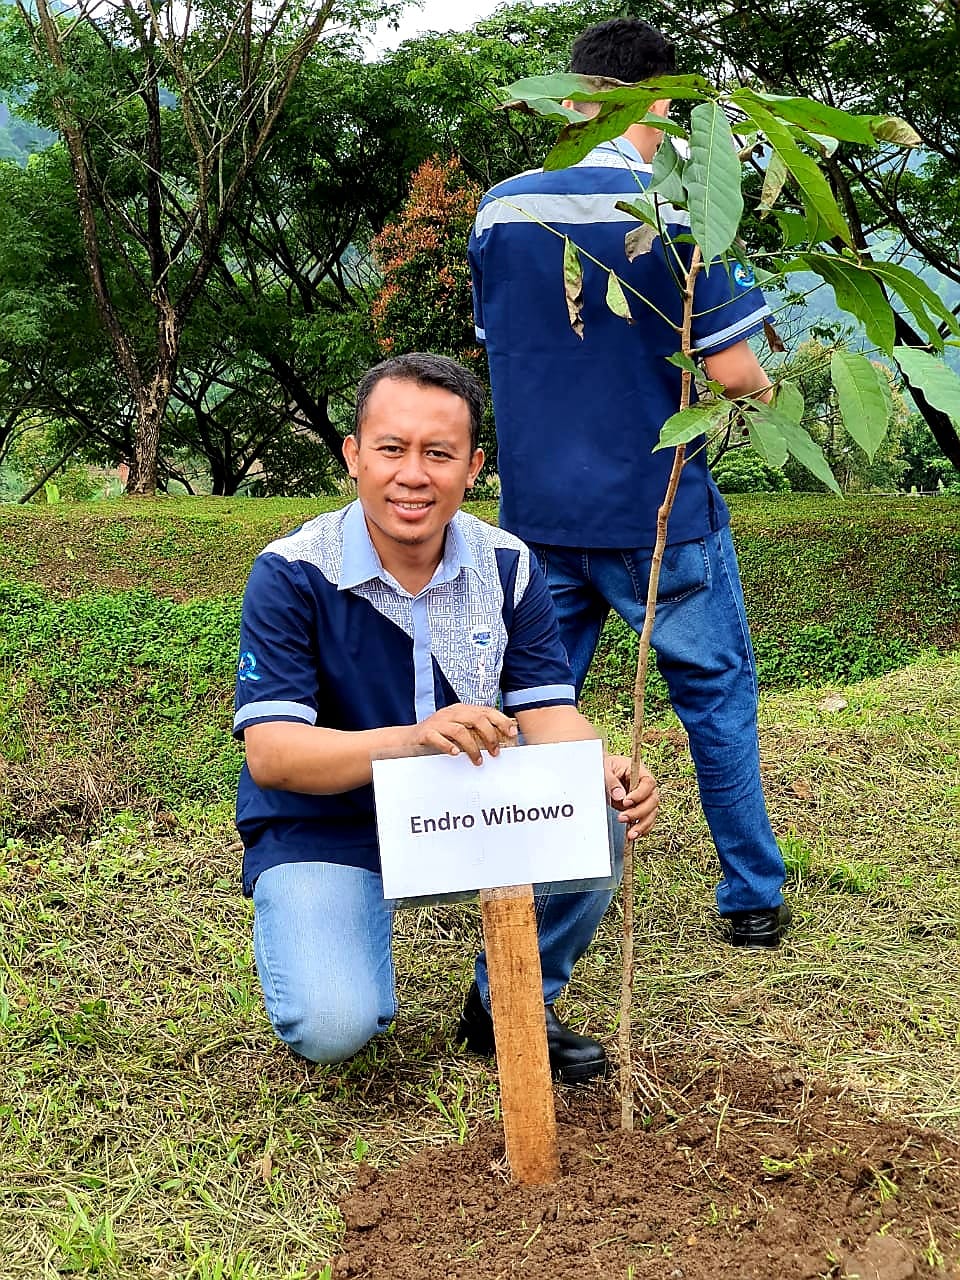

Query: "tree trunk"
left=126, top=299, right=179, bottom=495
left=893, top=313, right=960, bottom=471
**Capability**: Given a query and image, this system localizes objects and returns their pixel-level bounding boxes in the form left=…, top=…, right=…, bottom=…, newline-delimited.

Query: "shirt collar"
left=337, top=500, right=478, bottom=594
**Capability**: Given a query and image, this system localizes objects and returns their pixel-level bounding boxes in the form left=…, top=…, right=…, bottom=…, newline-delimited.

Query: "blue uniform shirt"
left=234, top=501, right=576, bottom=893
left=469, top=138, right=772, bottom=549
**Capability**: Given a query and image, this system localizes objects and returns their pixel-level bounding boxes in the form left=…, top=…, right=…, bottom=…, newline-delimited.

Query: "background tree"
left=6, top=0, right=954, bottom=498
left=900, top=417, right=959, bottom=493
left=1, top=0, right=358, bottom=493
left=776, top=339, right=911, bottom=492
left=0, top=148, right=132, bottom=485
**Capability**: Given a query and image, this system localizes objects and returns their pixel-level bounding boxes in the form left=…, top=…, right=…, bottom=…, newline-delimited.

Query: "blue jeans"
left=529, top=526, right=785, bottom=915
left=252, top=814, right=624, bottom=1064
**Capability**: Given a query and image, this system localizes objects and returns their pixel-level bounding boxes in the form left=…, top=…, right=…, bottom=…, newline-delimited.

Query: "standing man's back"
left=469, top=17, right=791, bottom=947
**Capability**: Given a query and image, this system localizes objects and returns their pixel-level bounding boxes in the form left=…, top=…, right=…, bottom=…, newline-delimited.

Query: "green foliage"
left=775, top=340, right=911, bottom=493
left=713, top=448, right=790, bottom=494
left=0, top=0, right=632, bottom=498
left=901, top=418, right=960, bottom=494
left=0, top=580, right=243, bottom=824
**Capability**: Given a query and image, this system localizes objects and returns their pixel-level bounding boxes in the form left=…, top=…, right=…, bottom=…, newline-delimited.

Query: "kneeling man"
left=234, top=353, right=658, bottom=1083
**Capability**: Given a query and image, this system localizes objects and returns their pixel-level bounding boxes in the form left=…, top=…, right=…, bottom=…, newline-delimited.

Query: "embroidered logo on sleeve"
left=238, top=651, right=262, bottom=682
left=732, top=262, right=756, bottom=289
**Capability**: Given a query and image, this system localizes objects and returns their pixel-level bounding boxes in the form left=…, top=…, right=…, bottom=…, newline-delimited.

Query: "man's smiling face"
left=343, top=376, right=484, bottom=574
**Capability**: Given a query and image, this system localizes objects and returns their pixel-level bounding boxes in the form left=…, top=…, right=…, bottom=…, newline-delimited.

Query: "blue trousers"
left=252, top=813, right=624, bottom=1064
left=530, top=526, right=785, bottom=915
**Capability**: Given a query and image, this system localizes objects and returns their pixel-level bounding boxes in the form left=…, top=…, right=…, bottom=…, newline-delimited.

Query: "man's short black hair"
left=569, top=17, right=675, bottom=83
left=354, top=352, right=485, bottom=453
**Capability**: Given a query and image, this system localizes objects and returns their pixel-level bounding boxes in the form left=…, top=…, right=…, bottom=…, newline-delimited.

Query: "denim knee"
left=267, top=994, right=382, bottom=1065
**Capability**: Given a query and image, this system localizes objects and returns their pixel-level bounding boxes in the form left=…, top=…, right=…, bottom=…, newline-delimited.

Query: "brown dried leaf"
left=260, top=1152, right=273, bottom=1183
left=625, top=225, right=658, bottom=261
left=790, top=778, right=813, bottom=801
left=563, top=236, right=584, bottom=339
left=763, top=319, right=786, bottom=353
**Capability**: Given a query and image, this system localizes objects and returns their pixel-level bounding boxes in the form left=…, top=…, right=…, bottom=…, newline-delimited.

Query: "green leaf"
left=498, top=74, right=623, bottom=104
left=605, top=271, right=633, bottom=322
left=685, top=101, right=743, bottom=264
left=776, top=379, right=806, bottom=426
left=665, top=352, right=700, bottom=375
left=771, top=209, right=810, bottom=247
left=894, top=347, right=960, bottom=421
left=500, top=72, right=711, bottom=107
left=563, top=237, right=584, bottom=340
left=866, top=260, right=960, bottom=349
left=545, top=101, right=659, bottom=169
left=640, top=115, right=688, bottom=138
left=830, top=350, right=891, bottom=460
left=778, top=418, right=842, bottom=493
left=787, top=255, right=895, bottom=355
left=615, top=198, right=659, bottom=229
left=871, top=116, right=921, bottom=147
left=654, top=400, right=731, bottom=451
left=499, top=96, right=583, bottom=124
left=650, top=139, right=686, bottom=206
left=733, top=91, right=851, bottom=245
left=566, top=73, right=713, bottom=102
left=743, top=92, right=878, bottom=145
left=758, top=151, right=787, bottom=215
left=745, top=409, right=789, bottom=469
left=525, top=74, right=703, bottom=173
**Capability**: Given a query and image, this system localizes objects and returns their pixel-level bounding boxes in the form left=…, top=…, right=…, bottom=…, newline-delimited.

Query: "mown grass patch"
left=1, top=658, right=959, bottom=1277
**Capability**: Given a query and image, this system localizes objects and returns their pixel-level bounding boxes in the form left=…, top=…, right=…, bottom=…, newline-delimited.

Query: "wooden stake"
left=479, top=884, right=560, bottom=1185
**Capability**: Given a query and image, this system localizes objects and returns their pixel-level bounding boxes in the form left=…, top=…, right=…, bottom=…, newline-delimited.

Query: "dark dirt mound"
left=332, top=1060, right=960, bottom=1280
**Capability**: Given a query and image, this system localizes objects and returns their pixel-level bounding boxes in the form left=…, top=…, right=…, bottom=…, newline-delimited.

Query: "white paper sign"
left=372, top=739, right=611, bottom=900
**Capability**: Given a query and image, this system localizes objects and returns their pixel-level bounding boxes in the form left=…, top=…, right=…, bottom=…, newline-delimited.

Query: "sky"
left=368, top=0, right=558, bottom=52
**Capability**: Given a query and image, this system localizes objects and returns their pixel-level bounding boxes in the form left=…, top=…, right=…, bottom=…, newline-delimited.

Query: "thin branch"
left=620, top=244, right=703, bottom=1133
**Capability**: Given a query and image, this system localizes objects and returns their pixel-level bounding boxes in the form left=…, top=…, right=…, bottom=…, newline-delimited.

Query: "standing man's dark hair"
left=569, top=18, right=675, bottom=82
left=355, top=352, right=486, bottom=454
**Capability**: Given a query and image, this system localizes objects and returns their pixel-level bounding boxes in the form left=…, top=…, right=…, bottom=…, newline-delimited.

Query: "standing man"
left=234, top=353, right=659, bottom=1081
left=469, top=18, right=790, bottom=946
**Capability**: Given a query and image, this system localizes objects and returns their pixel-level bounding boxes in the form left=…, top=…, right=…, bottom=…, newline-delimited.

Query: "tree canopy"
left=0, top=0, right=958, bottom=498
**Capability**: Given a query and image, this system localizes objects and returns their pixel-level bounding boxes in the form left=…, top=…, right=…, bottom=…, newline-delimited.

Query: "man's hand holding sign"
left=234, top=355, right=659, bottom=1184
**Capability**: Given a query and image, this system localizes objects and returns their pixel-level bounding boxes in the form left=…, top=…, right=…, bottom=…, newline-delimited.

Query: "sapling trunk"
left=619, top=247, right=702, bottom=1131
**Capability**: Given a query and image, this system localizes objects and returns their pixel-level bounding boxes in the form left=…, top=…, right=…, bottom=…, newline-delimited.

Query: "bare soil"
left=332, top=1059, right=960, bottom=1280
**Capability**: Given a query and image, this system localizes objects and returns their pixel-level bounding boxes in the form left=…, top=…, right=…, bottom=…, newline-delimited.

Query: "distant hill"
left=0, top=0, right=56, bottom=163
left=772, top=266, right=960, bottom=377
left=0, top=91, right=54, bottom=165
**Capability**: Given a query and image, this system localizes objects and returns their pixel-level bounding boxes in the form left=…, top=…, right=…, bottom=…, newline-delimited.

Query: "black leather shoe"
left=724, top=903, right=792, bottom=948
left=456, top=982, right=608, bottom=1084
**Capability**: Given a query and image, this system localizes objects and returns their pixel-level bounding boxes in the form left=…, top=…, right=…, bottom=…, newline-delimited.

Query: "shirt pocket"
left=431, top=610, right=508, bottom=708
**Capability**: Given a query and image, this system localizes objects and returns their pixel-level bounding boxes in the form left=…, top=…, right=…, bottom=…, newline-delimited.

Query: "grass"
left=1, top=655, right=959, bottom=1277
